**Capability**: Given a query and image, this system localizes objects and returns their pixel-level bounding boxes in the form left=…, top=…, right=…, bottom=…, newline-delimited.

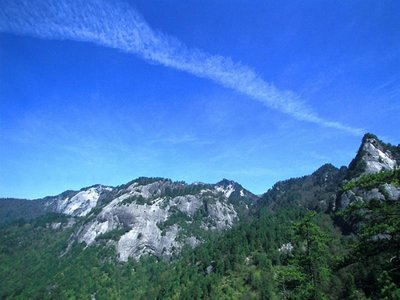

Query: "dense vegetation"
left=1, top=196, right=399, bottom=299
left=0, top=198, right=46, bottom=225
left=339, top=198, right=400, bottom=299
left=343, top=168, right=400, bottom=191
left=1, top=158, right=400, bottom=298
left=262, top=164, right=347, bottom=212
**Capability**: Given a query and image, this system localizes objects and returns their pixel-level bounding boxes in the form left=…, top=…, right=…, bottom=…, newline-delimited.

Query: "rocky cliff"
left=347, top=133, right=399, bottom=178
left=1, top=133, right=399, bottom=260
left=261, top=133, right=400, bottom=216
left=0, top=177, right=258, bottom=261
left=335, top=134, right=400, bottom=212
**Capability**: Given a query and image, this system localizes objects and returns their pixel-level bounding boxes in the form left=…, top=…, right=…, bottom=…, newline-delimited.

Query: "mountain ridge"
left=1, top=177, right=260, bottom=261
left=1, top=133, right=399, bottom=261
left=1, top=133, right=400, bottom=298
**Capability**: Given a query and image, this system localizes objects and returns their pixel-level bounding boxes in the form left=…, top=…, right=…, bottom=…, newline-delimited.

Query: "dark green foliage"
left=0, top=214, right=74, bottom=298
left=115, top=177, right=171, bottom=193
left=337, top=162, right=400, bottom=299
left=341, top=199, right=400, bottom=298
left=277, top=213, right=333, bottom=299
left=0, top=207, right=349, bottom=299
left=131, top=177, right=171, bottom=186
left=96, top=228, right=130, bottom=241
left=346, top=133, right=377, bottom=179
left=1, top=157, right=399, bottom=298
left=347, top=151, right=368, bottom=179
left=164, top=184, right=210, bottom=198
left=120, top=195, right=149, bottom=205
left=3, top=132, right=400, bottom=298
left=0, top=198, right=47, bottom=225
left=157, top=208, right=190, bottom=231
left=343, top=168, right=400, bottom=191
left=262, top=164, right=347, bottom=212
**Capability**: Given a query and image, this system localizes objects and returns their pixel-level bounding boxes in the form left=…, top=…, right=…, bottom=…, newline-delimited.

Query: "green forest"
left=1, top=170, right=400, bottom=299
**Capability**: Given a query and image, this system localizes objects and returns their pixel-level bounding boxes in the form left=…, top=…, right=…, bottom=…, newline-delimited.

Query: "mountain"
left=2, top=133, right=399, bottom=245
left=335, top=133, right=400, bottom=212
left=0, top=198, right=46, bottom=224
left=261, top=163, right=347, bottom=212
left=0, top=177, right=258, bottom=261
left=43, top=185, right=113, bottom=217
left=261, top=133, right=400, bottom=215
left=346, top=133, right=400, bottom=179
left=0, top=186, right=113, bottom=225
left=1, top=133, right=400, bottom=299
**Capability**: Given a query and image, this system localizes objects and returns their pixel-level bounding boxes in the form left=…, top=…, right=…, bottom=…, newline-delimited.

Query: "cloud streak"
left=0, top=0, right=362, bottom=135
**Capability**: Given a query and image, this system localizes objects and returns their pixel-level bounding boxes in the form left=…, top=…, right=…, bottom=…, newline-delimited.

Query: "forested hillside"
left=1, top=134, right=399, bottom=299
left=1, top=196, right=399, bottom=299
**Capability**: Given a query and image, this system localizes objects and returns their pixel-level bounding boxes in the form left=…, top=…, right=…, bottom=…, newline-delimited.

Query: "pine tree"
left=277, top=212, right=332, bottom=300
left=344, top=199, right=400, bottom=298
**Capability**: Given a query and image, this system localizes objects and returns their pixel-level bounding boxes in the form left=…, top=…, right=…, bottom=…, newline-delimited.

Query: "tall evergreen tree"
left=277, top=212, right=332, bottom=300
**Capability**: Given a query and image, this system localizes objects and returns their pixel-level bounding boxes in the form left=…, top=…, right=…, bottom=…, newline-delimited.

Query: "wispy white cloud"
left=0, top=0, right=363, bottom=135
left=148, top=134, right=212, bottom=146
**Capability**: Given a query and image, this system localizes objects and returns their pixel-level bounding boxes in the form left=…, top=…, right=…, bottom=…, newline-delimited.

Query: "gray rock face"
left=335, top=182, right=400, bottom=233
left=338, top=188, right=386, bottom=210
left=382, top=183, right=400, bottom=201
left=347, top=135, right=399, bottom=179
left=337, top=182, right=400, bottom=211
left=336, top=134, right=400, bottom=211
left=361, top=138, right=397, bottom=174
left=44, top=185, right=113, bottom=217
left=170, top=195, right=202, bottom=216
left=66, top=179, right=257, bottom=261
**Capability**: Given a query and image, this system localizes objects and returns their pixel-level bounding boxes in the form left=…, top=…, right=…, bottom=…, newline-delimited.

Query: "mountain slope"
left=261, top=163, right=347, bottom=212
left=346, top=133, right=399, bottom=179
left=1, top=133, right=400, bottom=299
left=335, top=133, right=400, bottom=212
left=73, top=178, right=258, bottom=261
left=262, top=133, right=400, bottom=214
left=0, top=177, right=259, bottom=261
left=0, top=198, right=46, bottom=225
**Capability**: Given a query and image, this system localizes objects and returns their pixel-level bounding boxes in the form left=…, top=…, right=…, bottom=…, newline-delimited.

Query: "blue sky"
left=0, top=0, right=399, bottom=198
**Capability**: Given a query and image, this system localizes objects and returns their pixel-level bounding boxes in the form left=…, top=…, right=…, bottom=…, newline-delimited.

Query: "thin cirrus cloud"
left=0, top=0, right=363, bottom=135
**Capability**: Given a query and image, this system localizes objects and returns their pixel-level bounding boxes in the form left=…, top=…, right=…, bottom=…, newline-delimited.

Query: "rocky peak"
left=216, top=178, right=238, bottom=187
left=215, top=179, right=258, bottom=202
left=311, top=164, right=343, bottom=185
left=49, top=177, right=259, bottom=261
left=312, top=163, right=338, bottom=176
left=44, top=185, right=113, bottom=217
left=347, top=133, right=399, bottom=178
left=334, top=134, right=400, bottom=216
